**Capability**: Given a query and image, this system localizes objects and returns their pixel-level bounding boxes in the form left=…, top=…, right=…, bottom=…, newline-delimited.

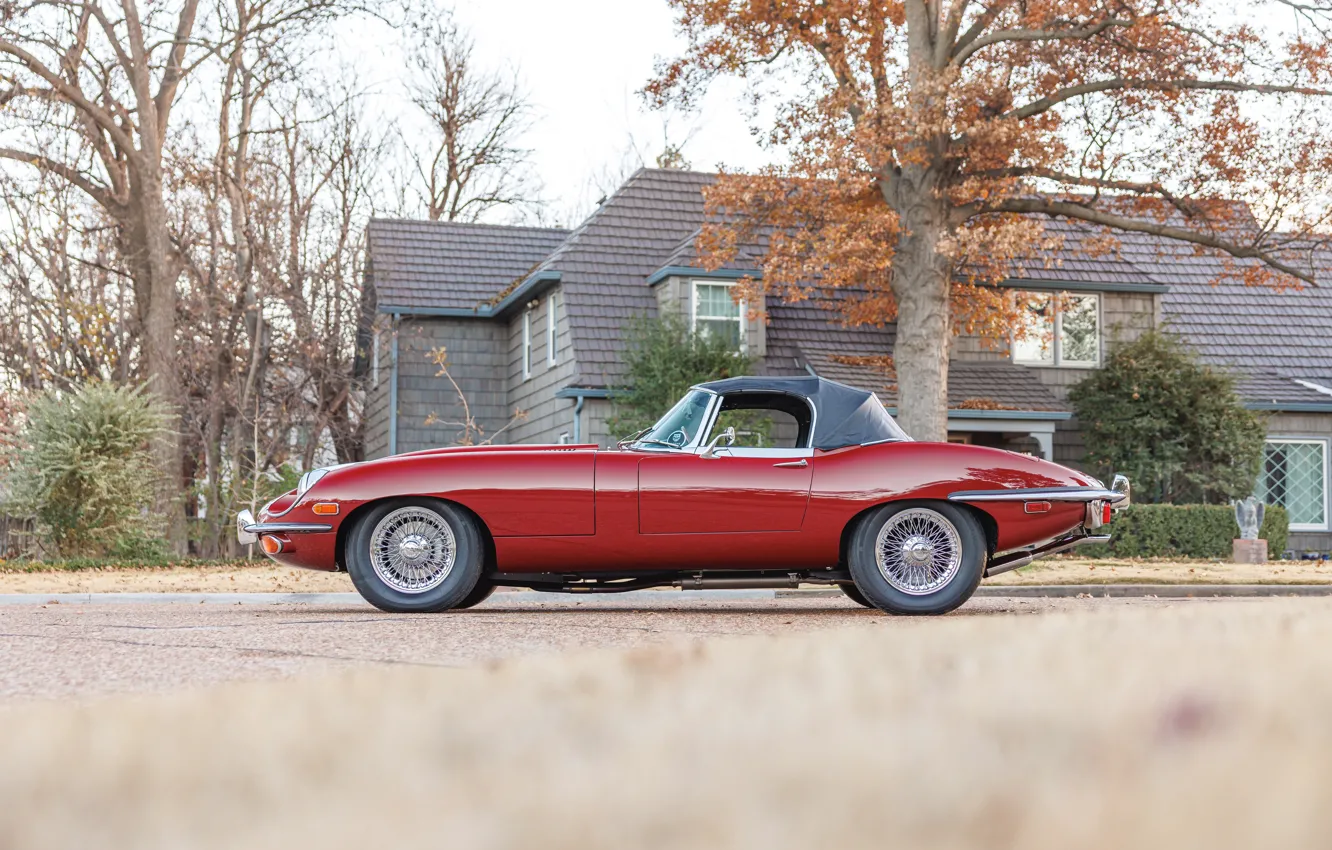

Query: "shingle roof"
left=1236, top=372, right=1332, bottom=407
left=990, top=216, right=1332, bottom=400
left=367, top=219, right=569, bottom=312
left=368, top=172, right=1332, bottom=410
left=797, top=344, right=1067, bottom=412
left=525, top=169, right=718, bottom=385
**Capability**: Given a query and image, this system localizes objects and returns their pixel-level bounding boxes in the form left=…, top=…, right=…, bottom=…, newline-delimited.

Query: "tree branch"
left=0, top=146, right=112, bottom=208
left=991, top=197, right=1317, bottom=284
left=1007, top=77, right=1332, bottom=121
left=952, top=17, right=1133, bottom=66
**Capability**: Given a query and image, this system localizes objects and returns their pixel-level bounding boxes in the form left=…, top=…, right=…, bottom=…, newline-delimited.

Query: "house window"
left=521, top=310, right=532, bottom=380
left=1257, top=439, right=1328, bottom=531
left=547, top=292, right=559, bottom=366
left=693, top=281, right=745, bottom=350
left=1012, top=291, right=1100, bottom=367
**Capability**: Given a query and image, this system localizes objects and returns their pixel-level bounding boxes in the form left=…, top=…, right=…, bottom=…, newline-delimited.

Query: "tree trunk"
left=123, top=176, right=188, bottom=553
left=883, top=169, right=951, bottom=442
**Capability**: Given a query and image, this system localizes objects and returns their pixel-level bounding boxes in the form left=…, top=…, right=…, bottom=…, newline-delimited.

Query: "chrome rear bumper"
left=236, top=509, right=332, bottom=545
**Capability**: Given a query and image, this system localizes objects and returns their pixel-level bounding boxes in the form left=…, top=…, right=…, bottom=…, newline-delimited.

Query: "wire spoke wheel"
left=874, top=507, right=964, bottom=596
left=369, top=506, right=457, bottom=594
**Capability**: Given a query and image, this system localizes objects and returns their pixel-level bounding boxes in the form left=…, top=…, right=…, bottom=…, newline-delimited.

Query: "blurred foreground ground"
left=3, top=596, right=1332, bottom=848
left=2, top=594, right=1108, bottom=701
left=1, top=554, right=1329, bottom=593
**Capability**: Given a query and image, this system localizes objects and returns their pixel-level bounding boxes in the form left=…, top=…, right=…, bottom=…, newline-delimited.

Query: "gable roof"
left=367, top=171, right=1332, bottom=413
left=523, top=169, right=717, bottom=385
left=367, top=219, right=569, bottom=313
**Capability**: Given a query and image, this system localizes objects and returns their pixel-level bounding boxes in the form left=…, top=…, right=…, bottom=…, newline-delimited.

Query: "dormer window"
left=1012, top=291, right=1100, bottom=367
left=692, top=281, right=745, bottom=351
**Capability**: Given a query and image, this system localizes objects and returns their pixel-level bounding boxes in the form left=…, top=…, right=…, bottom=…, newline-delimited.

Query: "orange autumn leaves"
left=648, top=0, right=1332, bottom=352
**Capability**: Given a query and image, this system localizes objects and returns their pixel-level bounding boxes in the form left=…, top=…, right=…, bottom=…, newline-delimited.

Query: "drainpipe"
left=572, top=395, right=585, bottom=443
left=388, top=313, right=400, bottom=456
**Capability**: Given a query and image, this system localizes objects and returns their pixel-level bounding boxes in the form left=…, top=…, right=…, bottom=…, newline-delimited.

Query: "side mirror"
left=700, top=426, right=736, bottom=459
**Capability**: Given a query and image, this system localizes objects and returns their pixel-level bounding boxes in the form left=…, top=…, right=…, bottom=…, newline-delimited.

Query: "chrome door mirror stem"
left=700, top=426, right=736, bottom=459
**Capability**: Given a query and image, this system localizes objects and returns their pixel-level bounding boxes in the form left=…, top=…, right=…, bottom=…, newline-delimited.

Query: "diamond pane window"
left=1257, top=440, right=1328, bottom=530
left=693, top=282, right=744, bottom=350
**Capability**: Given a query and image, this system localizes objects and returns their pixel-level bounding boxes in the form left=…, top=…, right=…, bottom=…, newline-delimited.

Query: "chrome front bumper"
left=236, top=509, right=332, bottom=545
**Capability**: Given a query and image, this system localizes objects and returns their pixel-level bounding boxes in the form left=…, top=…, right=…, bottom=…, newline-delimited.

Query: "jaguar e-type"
left=238, top=376, right=1128, bottom=615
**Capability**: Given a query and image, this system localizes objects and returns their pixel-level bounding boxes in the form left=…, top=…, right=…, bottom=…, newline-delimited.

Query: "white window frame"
left=1262, top=437, right=1330, bottom=532
left=371, top=329, right=380, bottom=388
left=1011, top=290, right=1102, bottom=368
left=547, top=292, right=559, bottom=367
left=521, top=310, right=532, bottom=381
left=691, top=280, right=747, bottom=352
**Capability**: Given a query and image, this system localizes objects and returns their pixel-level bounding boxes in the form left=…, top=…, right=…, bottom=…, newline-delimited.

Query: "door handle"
left=773, top=459, right=808, bottom=468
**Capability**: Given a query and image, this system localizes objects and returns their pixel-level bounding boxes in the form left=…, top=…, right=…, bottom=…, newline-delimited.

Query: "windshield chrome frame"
left=630, top=388, right=720, bottom=453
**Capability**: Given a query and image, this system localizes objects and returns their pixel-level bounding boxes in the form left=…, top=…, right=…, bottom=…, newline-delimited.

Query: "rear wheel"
left=345, top=498, right=484, bottom=613
left=847, top=502, right=985, bottom=615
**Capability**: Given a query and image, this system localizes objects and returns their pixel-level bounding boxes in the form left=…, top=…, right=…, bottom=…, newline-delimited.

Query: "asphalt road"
left=0, top=594, right=1200, bottom=702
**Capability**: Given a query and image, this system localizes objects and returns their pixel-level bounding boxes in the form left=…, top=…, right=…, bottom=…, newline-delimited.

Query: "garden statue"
left=1232, top=497, right=1267, bottom=564
left=1234, top=497, right=1265, bottom=540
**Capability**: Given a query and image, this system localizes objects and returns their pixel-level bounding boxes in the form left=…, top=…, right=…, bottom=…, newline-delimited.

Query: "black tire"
left=452, top=581, right=497, bottom=610
left=840, top=583, right=876, bottom=608
left=345, top=498, right=485, bottom=613
left=847, top=501, right=986, bottom=615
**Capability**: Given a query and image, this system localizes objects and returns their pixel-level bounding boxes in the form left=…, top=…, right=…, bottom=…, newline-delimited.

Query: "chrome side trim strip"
left=949, top=487, right=1127, bottom=504
left=243, top=522, right=334, bottom=534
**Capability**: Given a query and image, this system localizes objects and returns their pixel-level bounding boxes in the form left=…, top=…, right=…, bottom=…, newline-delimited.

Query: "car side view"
left=238, top=376, right=1128, bottom=615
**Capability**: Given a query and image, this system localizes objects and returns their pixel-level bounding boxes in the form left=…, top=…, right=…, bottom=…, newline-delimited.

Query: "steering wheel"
left=667, top=428, right=689, bottom=447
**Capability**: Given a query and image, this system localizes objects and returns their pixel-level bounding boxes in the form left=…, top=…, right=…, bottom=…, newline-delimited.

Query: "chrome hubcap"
left=875, top=509, right=963, bottom=595
left=369, top=507, right=456, bottom=594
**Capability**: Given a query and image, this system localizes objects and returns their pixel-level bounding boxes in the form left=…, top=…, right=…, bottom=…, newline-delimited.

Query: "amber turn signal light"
left=259, top=536, right=283, bottom=555
left=312, top=502, right=339, bottom=516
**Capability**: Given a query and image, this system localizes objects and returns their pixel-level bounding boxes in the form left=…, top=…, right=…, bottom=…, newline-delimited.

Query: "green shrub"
left=1081, top=503, right=1290, bottom=558
left=1069, top=330, right=1266, bottom=504
left=1, top=382, right=170, bottom=558
left=609, top=312, right=762, bottom=439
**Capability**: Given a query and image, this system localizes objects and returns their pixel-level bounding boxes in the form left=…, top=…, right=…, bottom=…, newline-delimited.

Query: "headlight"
left=297, top=467, right=330, bottom=497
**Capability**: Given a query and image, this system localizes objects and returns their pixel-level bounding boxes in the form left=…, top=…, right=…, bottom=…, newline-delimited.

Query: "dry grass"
left=990, top=555, right=1332, bottom=585
left=0, top=562, right=354, bottom=593
left=0, top=555, right=1326, bottom=594
left=2, top=598, right=1332, bottom=848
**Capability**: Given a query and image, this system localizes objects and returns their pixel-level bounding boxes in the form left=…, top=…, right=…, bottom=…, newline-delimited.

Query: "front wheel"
left=847, top=502, right=986, bottom=615
left=345, top=498, right=485, bottom=613
left=840, top=583, right=875, bottom=608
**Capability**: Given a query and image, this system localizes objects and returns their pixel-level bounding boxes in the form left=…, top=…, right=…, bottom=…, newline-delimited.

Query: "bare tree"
left=405, top=18, right=538, bottom=222
left=0, top=0, right=210, bottom=548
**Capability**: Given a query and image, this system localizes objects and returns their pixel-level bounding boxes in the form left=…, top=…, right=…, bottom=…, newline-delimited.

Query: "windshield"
left=634, top=389, right=713, bottom=449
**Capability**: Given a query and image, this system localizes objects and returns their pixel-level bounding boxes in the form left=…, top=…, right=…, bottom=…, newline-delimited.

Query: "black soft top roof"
left=694, top=375, right=911, bottom=450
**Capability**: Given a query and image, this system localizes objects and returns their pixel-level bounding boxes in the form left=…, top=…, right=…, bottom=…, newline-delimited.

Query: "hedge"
left=1080, top=504, right=1290, bottom=559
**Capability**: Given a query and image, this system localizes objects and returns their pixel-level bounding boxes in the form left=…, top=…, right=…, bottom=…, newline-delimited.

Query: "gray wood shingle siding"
left=506, top=288, right=581, bottom=445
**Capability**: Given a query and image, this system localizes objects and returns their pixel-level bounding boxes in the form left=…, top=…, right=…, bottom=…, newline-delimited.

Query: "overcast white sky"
left=332, top=0, right=781, bottom=224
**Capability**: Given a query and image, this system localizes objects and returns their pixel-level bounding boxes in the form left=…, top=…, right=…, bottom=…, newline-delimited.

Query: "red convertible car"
left=238, top=376, right=1128, bottom=615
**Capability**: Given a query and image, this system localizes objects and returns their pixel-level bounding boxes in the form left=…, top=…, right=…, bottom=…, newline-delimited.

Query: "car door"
left=637, top=448, right=813, bottom=534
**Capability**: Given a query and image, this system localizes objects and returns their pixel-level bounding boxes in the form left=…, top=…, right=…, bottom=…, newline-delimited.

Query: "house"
left=362, top=168, right=1332, bottom=552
